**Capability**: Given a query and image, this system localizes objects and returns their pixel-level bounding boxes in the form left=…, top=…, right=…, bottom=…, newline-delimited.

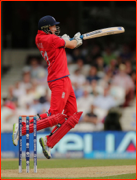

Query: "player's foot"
left=39, top=137, right=51, bottom=159
left=12, top=123, right=19, bottom=146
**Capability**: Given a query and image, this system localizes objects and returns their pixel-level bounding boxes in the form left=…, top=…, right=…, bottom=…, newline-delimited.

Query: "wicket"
left=19, top=115, right=37, bottom=173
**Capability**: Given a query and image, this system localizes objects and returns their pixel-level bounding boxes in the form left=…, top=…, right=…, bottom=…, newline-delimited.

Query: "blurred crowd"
left=1, top=41, right=136, bottom=132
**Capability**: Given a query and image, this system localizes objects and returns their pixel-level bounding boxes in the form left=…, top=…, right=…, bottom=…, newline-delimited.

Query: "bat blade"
left=83, top=27, right=125, bottom=40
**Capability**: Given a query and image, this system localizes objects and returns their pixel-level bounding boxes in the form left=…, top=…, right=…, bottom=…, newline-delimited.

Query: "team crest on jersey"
left=62, top=92, right=65, bottom=99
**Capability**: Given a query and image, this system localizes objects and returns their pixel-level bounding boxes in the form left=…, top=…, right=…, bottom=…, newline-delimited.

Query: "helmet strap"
left=41, top=25, right=51, bottom=34
left=41, top=25, right=60, bottom=35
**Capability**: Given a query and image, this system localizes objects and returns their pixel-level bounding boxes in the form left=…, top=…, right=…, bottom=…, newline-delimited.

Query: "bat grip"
left=70, top=35, right=83, bottom=41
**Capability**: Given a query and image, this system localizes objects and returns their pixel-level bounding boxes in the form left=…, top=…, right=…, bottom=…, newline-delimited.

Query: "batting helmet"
left=38, top=15, right=60, bottom=35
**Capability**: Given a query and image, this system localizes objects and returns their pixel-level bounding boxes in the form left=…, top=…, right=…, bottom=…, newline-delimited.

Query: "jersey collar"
left=38, top=30, right=48, bottom=35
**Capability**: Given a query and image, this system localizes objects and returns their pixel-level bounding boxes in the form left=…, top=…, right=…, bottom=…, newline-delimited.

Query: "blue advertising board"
left=1, top=131, right=136, bottom=159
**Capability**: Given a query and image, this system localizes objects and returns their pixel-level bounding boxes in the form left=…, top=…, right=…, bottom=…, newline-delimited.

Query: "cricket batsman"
left=12, top=15, right=83, bottom=159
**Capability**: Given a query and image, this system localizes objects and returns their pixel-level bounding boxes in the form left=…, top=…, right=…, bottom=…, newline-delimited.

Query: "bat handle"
left=70, top=35, right=83, bottom=41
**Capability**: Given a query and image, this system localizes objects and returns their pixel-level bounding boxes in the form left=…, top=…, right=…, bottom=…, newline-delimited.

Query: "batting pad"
left=47, top=111, right=83, bottom=148
left=22, top=113, right=67, bottom=135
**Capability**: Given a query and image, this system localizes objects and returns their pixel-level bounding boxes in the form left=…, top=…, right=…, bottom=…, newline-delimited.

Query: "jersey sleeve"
left=52, top=35, right=65, bottom=48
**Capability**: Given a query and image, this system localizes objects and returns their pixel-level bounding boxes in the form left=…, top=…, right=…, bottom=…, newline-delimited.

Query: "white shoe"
left=12, top=123, right=19, bottom=146
left=39, top=136, right=51, bottom=159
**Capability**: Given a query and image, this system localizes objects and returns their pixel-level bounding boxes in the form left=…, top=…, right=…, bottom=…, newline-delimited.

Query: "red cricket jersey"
left=35, top=30, right=70, bottom=82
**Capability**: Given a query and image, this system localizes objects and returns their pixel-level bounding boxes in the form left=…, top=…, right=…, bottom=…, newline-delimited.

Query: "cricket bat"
left=70, top=27, right=125, bottom=40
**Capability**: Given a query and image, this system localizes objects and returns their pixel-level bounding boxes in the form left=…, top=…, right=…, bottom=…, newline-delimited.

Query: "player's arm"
left=62, top=32, right=83, bottom=49
left=64, top=39, right=77, bottom=49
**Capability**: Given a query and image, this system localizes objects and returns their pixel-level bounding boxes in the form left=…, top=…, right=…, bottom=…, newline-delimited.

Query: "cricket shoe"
left=39, top=136, right=51, bottom=159
left=12, top=123, right=19, bottom=146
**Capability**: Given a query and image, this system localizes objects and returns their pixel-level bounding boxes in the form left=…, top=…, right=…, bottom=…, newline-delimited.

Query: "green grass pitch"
left=1, top=159, right=136, bottom=179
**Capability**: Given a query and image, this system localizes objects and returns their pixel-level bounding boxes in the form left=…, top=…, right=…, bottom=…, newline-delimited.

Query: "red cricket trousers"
left=48, top=76, right=77, bottom=117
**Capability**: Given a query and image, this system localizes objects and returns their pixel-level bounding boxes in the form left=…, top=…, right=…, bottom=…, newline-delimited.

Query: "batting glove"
left=62, top=34, right=70, bottom=41
left=73, top=32, right=83, bottom=48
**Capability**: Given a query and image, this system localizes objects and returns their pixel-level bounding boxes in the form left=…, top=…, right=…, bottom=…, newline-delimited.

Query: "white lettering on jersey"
left=40, top=50, right=50, bottom=66
left=37, top=43, right=43, bottom=48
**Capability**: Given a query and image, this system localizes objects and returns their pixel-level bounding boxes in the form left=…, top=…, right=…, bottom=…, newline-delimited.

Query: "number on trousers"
left=40, top=51, right=50, bottom=66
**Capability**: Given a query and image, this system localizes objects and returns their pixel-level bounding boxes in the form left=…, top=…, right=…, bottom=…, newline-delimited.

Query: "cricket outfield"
left=1, top=159, right=136, bottom=179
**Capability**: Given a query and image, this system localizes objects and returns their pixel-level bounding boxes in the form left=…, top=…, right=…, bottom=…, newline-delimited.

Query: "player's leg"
left=46, top=77, right=75, bottom=137
left=45, top=77, right=72, bottom=135
left=39, top=77, right=71, bottom=158
left=12, top=111, right=50, bottom=146
left=48, top=78, right=70, bottom=115
left=22, top=113, right=67, bottom=135
left=46, top=78, right=82, bottom=149
left=63, top=78, right=78, bottom=117
left=39, top=110, right=83, bottom=159
left=47, top=111, right=83, bottom=148
left=12, top=113, right=48, bottom=146
left=48, top=78, right=78, bottom=137
left=12, top=113, right=67, bottom=146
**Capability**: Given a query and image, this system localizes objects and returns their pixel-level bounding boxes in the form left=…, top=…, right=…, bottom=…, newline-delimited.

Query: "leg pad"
left=47, top=112, right=83, bottom=148
left=22, top=113, right=66, bottom=135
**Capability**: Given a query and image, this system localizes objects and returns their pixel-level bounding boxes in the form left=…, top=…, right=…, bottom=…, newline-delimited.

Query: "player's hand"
left=73, top=32, right=83, bottom=48
left=62, top=34, right=70, bottom=41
